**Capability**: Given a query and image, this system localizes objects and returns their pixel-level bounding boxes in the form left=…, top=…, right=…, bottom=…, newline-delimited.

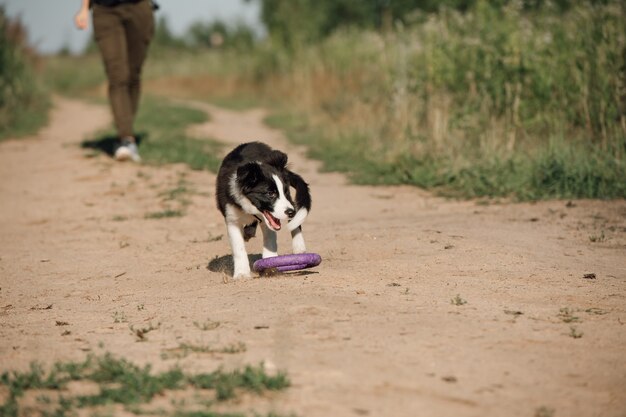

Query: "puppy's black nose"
left=285, top=208, right=296, bottom=218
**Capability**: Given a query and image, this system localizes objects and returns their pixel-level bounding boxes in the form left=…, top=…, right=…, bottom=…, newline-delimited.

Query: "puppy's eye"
left=267, top=191, right=277, bottom=198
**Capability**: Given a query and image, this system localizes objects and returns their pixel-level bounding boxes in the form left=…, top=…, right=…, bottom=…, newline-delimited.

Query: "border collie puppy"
left=216, top=142, right=311, bottom=278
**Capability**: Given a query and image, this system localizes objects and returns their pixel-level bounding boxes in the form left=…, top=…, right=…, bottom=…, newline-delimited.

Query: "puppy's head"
left=236, top=160, right=295, bottom=231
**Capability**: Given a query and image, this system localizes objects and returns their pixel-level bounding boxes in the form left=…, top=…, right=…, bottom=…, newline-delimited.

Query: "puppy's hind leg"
left=291, top=226, right=306, bottom=254
left=260, top=223, right=278, bottom=258
left=226, top=220, right=251, bottom=279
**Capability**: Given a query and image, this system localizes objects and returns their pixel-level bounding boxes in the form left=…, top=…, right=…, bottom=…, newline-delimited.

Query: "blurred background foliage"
left=2, top=0, right=625, bottom=199
left=252, top=0, right=577, bottom=48
left=0, top=7, right=49, bottom=140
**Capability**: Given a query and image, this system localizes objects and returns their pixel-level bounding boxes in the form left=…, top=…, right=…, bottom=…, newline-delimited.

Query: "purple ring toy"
left=253, top=253, right=322, bottom=273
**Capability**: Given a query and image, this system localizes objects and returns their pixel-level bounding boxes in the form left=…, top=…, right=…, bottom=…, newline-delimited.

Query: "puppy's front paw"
left=262, top=250, right=278, bottom=259
left=232, top=271, right=252, bottom=280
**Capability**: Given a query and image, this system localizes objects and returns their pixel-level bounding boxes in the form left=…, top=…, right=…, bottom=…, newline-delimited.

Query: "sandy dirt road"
left=0, top=97, right=625, bottom=417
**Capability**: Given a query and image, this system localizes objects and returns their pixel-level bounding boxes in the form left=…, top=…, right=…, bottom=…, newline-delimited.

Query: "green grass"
left=0, top=353, right=291, bottom=417
left=41, top=54, right=105, bottom=98
left=0, top=95, right=50, bottom=141
left=208, top=95, right=263, bottom=112
left=0, top=10, right=50, bottom=141
left=144, top=209, right=184, bottom=220
left=266, top=110, right=626, bottom=200
left=81, top=95, right=223, bottom=173
left=136, top=96, right=223, bottom=172
left=160, top=184, right=191, bottom=202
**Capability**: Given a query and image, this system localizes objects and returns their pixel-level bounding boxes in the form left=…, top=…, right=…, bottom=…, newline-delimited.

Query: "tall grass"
left=41, top=1, right=626, bottom=199
left=140, top=1, right=625, bottom=199
left=0, top=8, right=49, bottom=140
left=254, top=1, right=626, bottom=199
left=42, top=53, right=105, bottom=98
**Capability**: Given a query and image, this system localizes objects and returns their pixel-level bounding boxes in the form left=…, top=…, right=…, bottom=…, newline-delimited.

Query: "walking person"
left=74, top=0, right=155, bottom=162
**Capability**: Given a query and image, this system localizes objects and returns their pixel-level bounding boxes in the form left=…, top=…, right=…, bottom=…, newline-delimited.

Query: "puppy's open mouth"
left=263, top=211, right=281, bottom=231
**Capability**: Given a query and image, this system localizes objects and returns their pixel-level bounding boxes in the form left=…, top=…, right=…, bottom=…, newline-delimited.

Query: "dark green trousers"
left=93, top=0, right=154, bottom=138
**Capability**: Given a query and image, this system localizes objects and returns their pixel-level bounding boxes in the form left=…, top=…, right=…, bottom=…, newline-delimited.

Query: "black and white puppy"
left=216, top=142, right=311, bottom=278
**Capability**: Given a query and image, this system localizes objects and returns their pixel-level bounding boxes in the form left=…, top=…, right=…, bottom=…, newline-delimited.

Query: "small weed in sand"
left=589, top=231, right=606, bottom=242
left=208, top=233, right=224, bottom=242
left=161, top=342, right=247, bottom=360
left=111, top=215, right=128, bottom=222
left=130, top=322, right=160, bottom=341
left=36, top=395, right=51, bottom=405
left=558, top=308, right=580, bottom=323
left=160, top=181, right=192, bottom=203
left=569, top=326, right=584, bottom=339
left=137, top=303, right=145, bottom=311
left=535, top=406, right=555, bottom=417
left=112, top=311, right=127, bottom=323
left=0, top=353, right=290, bottom=416
left=144, top=209, right=184, bottom=219
left=136, top=170, right=151, bottom=180
left=504, top=310, right=523, bottom=317
left=451, top=295, right=467, bottom=306
left=191, top=233, right=223, bottom=243
left=193, top=319, right=220, bottom=331
left=83, top=149, right=101, bottom=158
left=181, top=342, right=246, bottom=355
left=585, top=307, right=608, bottom=315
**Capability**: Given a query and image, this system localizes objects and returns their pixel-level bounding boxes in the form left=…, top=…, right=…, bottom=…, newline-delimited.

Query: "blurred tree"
left=187, top=20, right=255, bottom=51
left=247, top=0, right=578, bottom=48
left=152, top=16, right=186, bottom=49
left=247, top=0, right=476, bottom=48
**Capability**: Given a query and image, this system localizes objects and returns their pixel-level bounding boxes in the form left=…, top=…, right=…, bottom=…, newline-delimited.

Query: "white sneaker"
left=115, top=138, right=141, bottom=162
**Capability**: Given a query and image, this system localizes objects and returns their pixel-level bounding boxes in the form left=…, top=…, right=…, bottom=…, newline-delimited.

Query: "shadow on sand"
left=81, top=133, right=146, bottom=157
left=207, top=254, right=262, bottom=276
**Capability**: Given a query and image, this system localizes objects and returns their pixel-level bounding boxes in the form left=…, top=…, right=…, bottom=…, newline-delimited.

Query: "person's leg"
left=122, top=0, right=154, bottom=120
left=92, top=5, right=134, bottom=139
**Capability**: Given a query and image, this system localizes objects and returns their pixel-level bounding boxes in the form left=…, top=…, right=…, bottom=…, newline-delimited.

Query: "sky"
left=1, top=0, right=263, bottom=54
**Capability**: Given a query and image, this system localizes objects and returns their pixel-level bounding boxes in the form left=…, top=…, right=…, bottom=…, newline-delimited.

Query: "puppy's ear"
left=266, top=150, right=288, bottom=169
left=237, top=162, right=263, bottom=189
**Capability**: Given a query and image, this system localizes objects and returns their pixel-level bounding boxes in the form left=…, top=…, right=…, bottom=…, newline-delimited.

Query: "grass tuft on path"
left=0, top=353, right=291, bottom=417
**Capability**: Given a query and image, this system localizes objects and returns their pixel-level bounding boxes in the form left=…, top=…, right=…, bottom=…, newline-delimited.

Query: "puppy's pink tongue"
left=263, top=211, right=281, bottom=230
